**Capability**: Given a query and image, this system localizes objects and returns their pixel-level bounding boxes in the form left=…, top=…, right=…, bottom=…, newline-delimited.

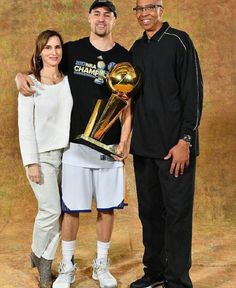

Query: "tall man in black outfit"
left=130, top=1, right=203, bottom=288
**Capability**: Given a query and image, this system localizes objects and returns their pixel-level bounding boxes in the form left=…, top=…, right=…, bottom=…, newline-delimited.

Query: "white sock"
left=62, top=240, right=76, bottom=264
left=97, top=241, right=110, bottom=260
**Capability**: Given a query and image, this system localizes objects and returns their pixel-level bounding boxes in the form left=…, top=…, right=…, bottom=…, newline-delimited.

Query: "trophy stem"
left=91, top=93, right=127, bottom=140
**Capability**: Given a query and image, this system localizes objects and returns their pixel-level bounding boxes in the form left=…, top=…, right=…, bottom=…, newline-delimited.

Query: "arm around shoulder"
left=15, top=73, right=35, bottom=96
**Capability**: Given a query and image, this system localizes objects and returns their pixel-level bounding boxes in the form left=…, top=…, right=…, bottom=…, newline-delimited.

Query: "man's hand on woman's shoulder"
left=15, top=73, right=35, bottom=96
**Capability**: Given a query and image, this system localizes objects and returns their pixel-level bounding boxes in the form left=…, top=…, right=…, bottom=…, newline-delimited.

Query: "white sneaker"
left=92, top=258, right=117, bottom=288
left=52, top=261, right=76, bottom=288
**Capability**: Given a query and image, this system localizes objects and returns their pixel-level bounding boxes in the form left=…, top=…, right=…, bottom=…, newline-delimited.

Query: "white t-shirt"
left=18, top=75, right=73, bottom=166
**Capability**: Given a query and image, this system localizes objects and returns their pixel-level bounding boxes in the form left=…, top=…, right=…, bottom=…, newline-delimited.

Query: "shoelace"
left=57, top=263, right=76, bottom=282
left=94, top=260, right=114, bottom=280
left=94, top=259, right=107, bottom=269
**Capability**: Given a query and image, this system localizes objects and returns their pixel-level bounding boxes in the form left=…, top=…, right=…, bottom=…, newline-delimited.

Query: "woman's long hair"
left=29, top=30, right=64, bottom=81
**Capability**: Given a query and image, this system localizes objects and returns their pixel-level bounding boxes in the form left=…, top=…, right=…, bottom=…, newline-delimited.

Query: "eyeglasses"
left=133, top=4, right=163, bottom=14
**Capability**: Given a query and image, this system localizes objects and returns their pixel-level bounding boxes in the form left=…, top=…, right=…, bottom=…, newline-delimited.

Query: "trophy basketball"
left=74, top=62, right=141, bottom=157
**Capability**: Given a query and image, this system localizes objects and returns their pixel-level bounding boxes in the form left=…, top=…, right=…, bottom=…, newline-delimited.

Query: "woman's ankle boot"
left=38, top=257, right=53, bottom=288
left=30, top=252, right=40, bottom=270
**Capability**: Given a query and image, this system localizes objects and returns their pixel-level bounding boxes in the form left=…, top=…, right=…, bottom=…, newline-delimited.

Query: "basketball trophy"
left=74, top=62, right=141, bottom=157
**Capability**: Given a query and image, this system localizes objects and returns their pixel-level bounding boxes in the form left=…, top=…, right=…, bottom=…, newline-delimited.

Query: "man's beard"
left=94, top=27, right=109, bottom=37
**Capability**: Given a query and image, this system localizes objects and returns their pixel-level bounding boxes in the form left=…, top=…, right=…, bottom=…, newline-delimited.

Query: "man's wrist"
left=178, top=139, right=191, bottom=148
left=180, top=134, right=192, bottom=147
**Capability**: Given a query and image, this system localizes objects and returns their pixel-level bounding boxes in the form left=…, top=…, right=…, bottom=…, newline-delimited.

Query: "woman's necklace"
left=40, top=72, right=63, bottom=85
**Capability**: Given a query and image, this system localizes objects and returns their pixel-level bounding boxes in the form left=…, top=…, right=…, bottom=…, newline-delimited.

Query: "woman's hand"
left=28, top=164, right=41, bottom=184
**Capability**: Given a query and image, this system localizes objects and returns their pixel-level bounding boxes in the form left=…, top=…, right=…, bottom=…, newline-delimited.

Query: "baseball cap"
left=89, top=0, right=117, bottom=18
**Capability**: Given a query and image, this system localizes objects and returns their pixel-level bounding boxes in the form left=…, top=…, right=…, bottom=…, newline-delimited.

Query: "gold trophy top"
left=107, top=62, right=141, bottom=96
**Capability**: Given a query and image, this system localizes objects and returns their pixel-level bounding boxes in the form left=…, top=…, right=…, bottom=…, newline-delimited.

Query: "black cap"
left=89, top=0, right=117, bottom=18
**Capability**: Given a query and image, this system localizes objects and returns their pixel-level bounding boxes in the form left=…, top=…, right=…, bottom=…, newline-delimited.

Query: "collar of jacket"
left=142, top=21, right=170, bottom=42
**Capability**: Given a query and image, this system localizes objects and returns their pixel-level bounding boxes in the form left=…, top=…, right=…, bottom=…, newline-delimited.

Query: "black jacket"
left=130, top=22, right=203, bottom=158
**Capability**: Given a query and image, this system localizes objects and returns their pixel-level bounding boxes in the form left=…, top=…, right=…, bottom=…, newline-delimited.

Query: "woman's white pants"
left=27, top=150, right=62, bottom=260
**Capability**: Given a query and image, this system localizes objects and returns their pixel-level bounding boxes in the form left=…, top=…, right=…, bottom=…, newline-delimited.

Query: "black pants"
left=133, top=155, right=196, bottom=288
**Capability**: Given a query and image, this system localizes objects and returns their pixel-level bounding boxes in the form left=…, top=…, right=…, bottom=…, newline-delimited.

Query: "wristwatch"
left=182, top=134, right=192, bottom=147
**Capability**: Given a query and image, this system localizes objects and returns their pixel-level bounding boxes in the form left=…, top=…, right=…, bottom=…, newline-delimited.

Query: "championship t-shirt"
left=62, top=37, right=131, bottom=145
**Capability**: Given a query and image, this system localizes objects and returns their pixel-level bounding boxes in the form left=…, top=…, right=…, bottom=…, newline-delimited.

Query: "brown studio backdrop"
left=0, top=1, right=235, bottom=287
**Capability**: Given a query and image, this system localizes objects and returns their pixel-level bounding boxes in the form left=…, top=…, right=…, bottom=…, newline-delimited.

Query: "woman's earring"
left=37, top=55, right=42, bottom=63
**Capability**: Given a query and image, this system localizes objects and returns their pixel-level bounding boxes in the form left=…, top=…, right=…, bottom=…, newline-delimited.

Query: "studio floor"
left=0, top=160, right=235, bottom=288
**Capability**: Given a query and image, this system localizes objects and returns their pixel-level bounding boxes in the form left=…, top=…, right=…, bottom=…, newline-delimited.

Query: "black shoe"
left=130, top=274, right=164, bottom=288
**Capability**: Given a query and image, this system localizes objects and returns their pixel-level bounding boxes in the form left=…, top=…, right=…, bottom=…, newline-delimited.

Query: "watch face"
left=183, top=135, right=191, bottom=143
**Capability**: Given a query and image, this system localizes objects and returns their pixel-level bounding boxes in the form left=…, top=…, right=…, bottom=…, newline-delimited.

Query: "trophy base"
left=74, top=134, right=123, bottom=157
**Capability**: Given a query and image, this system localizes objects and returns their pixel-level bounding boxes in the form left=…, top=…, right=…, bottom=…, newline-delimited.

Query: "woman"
left=18, top=30, right=73, bottom=288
